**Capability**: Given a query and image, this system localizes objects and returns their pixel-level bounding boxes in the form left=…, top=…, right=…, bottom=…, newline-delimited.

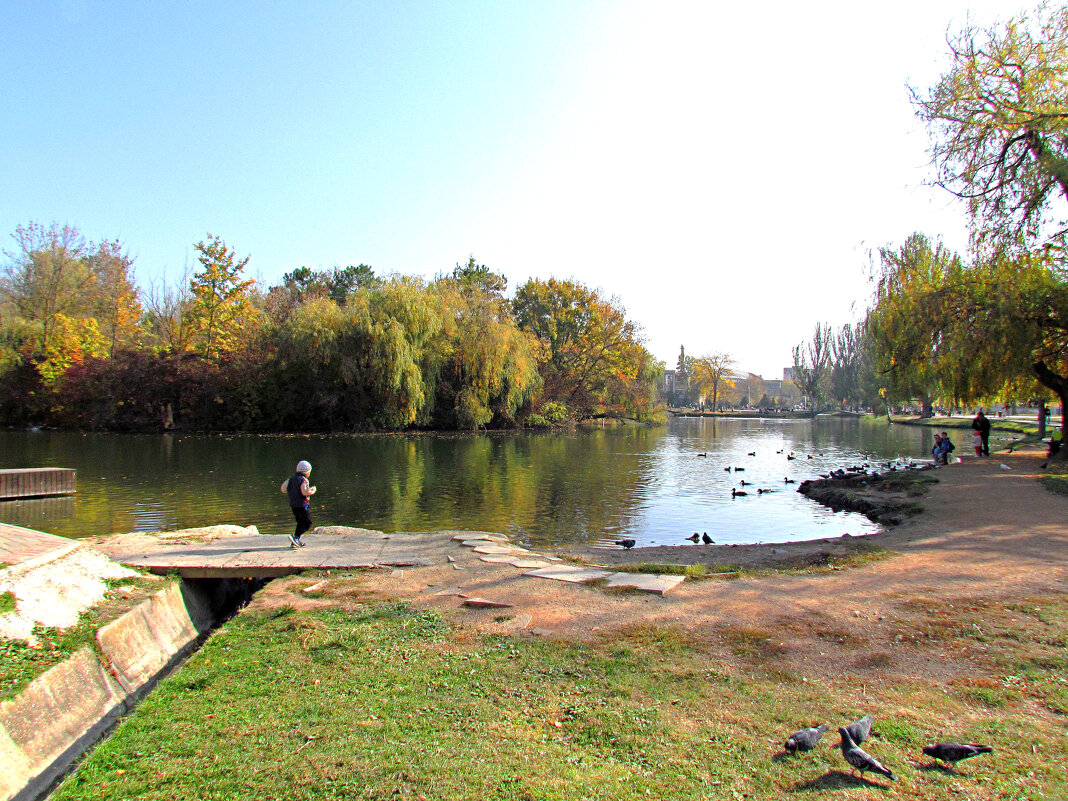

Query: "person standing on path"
left=281, top=460, right=317, bottom=548
left=972, top=409, right=992, bottom=456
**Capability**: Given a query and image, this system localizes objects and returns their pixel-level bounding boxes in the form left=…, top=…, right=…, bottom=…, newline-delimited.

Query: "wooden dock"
left=0, top=468, right=77, bottom=500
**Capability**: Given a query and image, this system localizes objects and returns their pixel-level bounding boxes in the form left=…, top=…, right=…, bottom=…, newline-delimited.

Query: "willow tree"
left=914, top=3, right=1068, bottom=422
left=432, top=264, right=540, bottom=430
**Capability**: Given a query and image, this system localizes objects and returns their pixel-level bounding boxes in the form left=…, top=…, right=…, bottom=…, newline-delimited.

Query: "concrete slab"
left=95, top=581, right=209, bottom=694
left=604, top=572, right=686, bottom=596
left=478, top=555, right=518, bottom=564
left=432, top=587, right=465, bottom=596
left=508, top=559, right=552, bottom=569
left=523, top=566, right=612, bottom=583
left=450, top=532, right=508, bottom=543
left=472, top=544, right=528, bottom=555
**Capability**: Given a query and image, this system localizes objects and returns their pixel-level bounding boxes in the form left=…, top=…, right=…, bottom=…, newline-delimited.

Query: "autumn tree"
left=85, top=239, right=142, bottom=356
left=512, top=278, right=660, bottom=419
left=189, top=234, right=258, bottom=362
left=691, top=352, right=735, bottom=411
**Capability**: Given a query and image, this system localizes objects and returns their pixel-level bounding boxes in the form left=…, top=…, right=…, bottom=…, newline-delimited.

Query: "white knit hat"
left=296, top=460, right=312, bottom=474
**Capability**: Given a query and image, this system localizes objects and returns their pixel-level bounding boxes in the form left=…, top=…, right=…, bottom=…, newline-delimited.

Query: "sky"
left=0, top=0, right=1024, bottom=379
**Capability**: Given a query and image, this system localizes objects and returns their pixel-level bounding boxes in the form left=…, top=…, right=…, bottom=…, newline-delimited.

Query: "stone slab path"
left=89, top=527, right=687, bottom=597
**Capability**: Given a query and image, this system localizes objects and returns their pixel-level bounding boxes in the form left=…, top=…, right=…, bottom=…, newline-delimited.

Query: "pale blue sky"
left=1, top=0, right=1017, bottom=377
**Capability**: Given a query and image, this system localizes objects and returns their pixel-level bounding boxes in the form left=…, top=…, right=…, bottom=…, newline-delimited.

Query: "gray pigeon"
left=784, top=724, right=828, bottom=753
left=843, top=714, right=873, bottom=746
left=838, top=727, right=894, bottom=781
left=923, top=742, right=992, bottom=767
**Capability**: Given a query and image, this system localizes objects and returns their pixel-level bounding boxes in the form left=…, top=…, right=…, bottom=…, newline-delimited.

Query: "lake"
left=0, top=417, right=940, bottom=548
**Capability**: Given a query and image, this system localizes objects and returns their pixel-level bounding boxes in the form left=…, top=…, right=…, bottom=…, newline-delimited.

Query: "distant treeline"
left=0, top=224, right=663, bottom=432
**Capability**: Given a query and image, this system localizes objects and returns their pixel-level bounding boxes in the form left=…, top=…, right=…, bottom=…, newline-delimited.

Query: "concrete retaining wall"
left=0, top=579, right=235, bottom=801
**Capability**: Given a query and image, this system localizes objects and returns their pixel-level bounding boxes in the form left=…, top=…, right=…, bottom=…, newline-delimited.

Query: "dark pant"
left=981, top=433, right=990, bottom=456
left=292, top=506, right=312, bottom=539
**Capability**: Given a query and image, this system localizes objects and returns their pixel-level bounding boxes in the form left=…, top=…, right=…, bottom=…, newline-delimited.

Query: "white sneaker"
left=288, top=534, right=300, bottom=548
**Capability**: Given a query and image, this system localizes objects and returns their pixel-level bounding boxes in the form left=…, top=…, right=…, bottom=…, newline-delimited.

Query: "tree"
left=913, top=3, right=1068, bottom=253
left=86, top=239, right=142, bottom=356
left=792, top=323, right=832, bottom=410
left=512, top=278, right=660, bottom=419
left=189, top=234, right=258, bottom=362
left=1, top=222, right=91, bottom=356
left=831, top=322, right=879, bottom=411
left=144, top=267, right=195, bottom=353
left=691, top=352, right=735, bottom=411
left=913, top=5, right=1068, bottom=431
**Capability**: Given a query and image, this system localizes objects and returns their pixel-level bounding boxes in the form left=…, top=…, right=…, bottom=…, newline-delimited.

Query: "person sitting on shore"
left=932, top=433, right=943, bottom=465
left=938, top=431, right=955, bottom=465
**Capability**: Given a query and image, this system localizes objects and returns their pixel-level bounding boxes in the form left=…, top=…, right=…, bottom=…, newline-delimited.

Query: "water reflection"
left=0, top=418, right=936, bottom=547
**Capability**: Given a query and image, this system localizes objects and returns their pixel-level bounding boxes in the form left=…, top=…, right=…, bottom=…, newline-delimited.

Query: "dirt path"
left=329, top=448, right=1066, bottom=683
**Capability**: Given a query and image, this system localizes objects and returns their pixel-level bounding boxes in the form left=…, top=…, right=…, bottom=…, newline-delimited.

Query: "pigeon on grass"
left=784, top=724, right=828, bottom=753
left=838, top=727, right=894, bottom=781
left=843, top=714, right=873, bottom=746
left=923, top=742, right=992, bottom=767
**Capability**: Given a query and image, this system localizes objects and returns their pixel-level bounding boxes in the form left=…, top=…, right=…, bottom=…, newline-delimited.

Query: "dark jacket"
left=287, top=472, right=310, bottom=508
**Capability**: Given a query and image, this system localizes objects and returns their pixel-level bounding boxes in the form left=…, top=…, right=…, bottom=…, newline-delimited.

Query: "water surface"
left=0, top=417, right=937, bottom=548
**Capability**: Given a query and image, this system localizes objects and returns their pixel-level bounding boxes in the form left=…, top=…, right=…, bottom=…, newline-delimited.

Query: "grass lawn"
left=52, top=582, right=1068, bottom=801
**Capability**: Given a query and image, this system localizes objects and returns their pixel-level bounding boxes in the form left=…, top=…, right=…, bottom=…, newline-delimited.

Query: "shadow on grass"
left=792, top=770, right=893, bottom=792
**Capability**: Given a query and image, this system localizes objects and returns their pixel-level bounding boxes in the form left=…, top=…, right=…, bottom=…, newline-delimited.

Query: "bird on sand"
left=731, top=488, right=748, bottom=497
left=615, top=539, right=636, bottom=549
left=785, top=724, right=828, bottom=753
left=843, top=715, right=873, bottom=746
left=686, top=532, right=701, bottom=542
left=838, top=727, right=894, bottom=781
left=922, top=742, right=993, bottom=768
left=701, top=532, right=713, bottom=544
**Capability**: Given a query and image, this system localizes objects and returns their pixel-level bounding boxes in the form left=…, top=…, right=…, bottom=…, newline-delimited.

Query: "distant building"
left=783, top=367, right=795, bottom=382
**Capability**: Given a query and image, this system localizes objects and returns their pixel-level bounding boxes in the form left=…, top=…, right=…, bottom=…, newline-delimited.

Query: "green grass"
left=50, top=593, right=1068, bottom=801
left=0, top=573, right=167, bottom=700
left=0, top=590, right=15, bottom=614
left=1039, top=462, right=1068, bottom=495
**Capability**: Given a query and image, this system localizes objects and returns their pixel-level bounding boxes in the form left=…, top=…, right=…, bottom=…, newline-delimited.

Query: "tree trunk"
left=920, top=397, right=934, bottom=418
left=1037, top=398, right=1047, bottom=439
left=1033, top=361, right=1068, bottom=433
